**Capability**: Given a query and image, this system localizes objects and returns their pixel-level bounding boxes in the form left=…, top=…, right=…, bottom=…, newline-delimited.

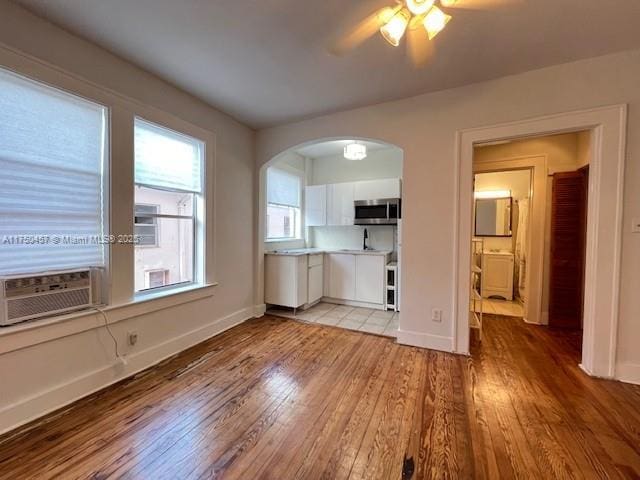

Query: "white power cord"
left=94, top=307, right=127, bottom=365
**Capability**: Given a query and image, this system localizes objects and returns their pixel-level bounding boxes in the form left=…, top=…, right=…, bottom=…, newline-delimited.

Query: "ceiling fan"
left=329, top=0, right=521, bottom=67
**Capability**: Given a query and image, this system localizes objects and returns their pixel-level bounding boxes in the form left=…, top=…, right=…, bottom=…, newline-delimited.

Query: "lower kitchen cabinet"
left=327, top=253, right=386, bottom=306
left=307, top=254, right=324, bottom=304
left=265, top=254, right=308, bottom=308
left=328, top=253, right=356, bottom=300
left=355, top=255, right=385, bottom=304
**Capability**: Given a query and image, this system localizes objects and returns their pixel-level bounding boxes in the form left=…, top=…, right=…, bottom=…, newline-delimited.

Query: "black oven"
left=354, top=198, right=401, bottom=225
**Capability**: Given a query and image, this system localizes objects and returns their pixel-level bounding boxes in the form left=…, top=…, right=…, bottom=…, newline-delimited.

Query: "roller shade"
left=267, top=168, right=300, bottom=208
left=134, top=118, right=203, bottom=193
left=0, top=68, right=107, bottom=275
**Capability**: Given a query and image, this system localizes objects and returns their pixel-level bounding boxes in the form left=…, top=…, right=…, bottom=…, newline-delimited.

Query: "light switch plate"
left=633, top=218, right=640, bottom=233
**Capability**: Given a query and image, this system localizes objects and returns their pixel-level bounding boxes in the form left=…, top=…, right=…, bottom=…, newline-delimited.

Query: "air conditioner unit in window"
left=0, top=268, right=98, bottom=326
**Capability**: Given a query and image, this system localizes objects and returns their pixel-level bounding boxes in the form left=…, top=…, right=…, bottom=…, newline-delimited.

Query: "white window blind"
left=134, top=118, right=203, bottom=193
left=0, top=68, right=107, bottom=275
left=267, top=168, right=301, bottom=208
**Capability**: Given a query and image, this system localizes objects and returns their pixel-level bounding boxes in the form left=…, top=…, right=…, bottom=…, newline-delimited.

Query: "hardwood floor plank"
left=0, top=314, right=638, bottom=479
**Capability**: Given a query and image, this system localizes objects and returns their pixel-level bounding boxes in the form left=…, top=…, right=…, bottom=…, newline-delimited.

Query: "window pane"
left=266, top=204, right=299, bottom=239
left=135, top=225, right=157, bottom=246
left=0, top=68, right=106, bottom=275
left=135, top=217, right=193, bottom=292
left=135, top=186, right=194, bottom=216
left=134, top=118, right=203, bottom=193
left=267, top=168, right=300, bottom=208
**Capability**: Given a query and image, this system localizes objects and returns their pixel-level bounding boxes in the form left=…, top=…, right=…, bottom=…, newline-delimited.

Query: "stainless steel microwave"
left=354, top=198, right=401, bottom=225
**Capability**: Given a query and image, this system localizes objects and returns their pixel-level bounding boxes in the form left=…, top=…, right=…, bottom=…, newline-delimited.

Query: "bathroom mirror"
left=475, top=197, right=512, bottom=237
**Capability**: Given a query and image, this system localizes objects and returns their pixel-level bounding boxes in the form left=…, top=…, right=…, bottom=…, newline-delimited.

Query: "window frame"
left=134, top=203, right=160, bottom=247
left=133, top=117, right=206, bottom=297
left=265, top=166, right=303, bottom=242
left=145, top=268, right=170, bottom=289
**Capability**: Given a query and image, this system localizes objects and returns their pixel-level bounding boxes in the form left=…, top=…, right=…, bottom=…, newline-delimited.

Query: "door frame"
left=453, top=105, right=627, bottom=379
left=473, top=158, right=545, bottom=325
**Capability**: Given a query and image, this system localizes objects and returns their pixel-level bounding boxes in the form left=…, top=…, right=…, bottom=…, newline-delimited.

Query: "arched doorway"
left=256, top=137, right=404, bottom=336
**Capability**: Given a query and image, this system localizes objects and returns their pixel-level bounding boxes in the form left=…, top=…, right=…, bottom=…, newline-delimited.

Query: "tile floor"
left=473, top=298, right=524, bottom=317
left=266, top=302, right=399, bottom=338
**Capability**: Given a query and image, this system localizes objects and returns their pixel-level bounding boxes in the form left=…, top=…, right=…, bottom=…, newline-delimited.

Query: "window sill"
left=265, top=239, right=304, bottom=243
left=0, top=282, right=218, bottom=355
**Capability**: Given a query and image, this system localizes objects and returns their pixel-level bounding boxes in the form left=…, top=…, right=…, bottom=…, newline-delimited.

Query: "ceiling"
left=12, top=0, right=640, bottom=129
left=295, top=140, right=391, bottom=159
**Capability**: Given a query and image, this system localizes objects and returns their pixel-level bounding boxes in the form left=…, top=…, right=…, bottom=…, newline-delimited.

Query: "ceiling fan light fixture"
left=423, top=6, right=452, bottom=40
left=344, top=142, right=367, bottom=161
left=406, top=0, right=435, bottom=15
left=380, top=8, right=411, bottom=47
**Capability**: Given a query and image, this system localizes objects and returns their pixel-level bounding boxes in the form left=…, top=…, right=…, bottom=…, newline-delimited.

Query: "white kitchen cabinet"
left=355, top=255, right=385, bottom=304
left=307, top=254, right=324, bottom=305
left=305, top=185, right=327, bottom=227
left=265, top=254, right=308, bottom=308
left=482, top=252, right=514, bottom=300
left=327, top=182, right=355, bottom=226
left=328, top=253, right=356, bottom=300
left=354, top=178, right=401, bottom=201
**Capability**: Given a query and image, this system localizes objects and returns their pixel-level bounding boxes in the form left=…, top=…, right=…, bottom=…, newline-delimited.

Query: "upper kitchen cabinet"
left=305, top=185, right=327, bottom=227
left=353, top=179, right=401, bottom=201
left=327, top=182, right=355, bottom=226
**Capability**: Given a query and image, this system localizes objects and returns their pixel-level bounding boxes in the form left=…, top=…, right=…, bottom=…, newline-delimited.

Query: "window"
left=266, top=167, right=301, bottom=240
left=0, top=68, right=107, bottom=275
left=145, top=269, right=169, bottom=289
left=134, top=204, right=159, bottom=246
left=134, top=118, right=204, bottom=293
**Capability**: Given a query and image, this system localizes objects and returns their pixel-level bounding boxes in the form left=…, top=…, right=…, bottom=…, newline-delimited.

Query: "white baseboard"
left=396, top=329, right=454, bottom=352
left=0, top=305, right=260, bottom=436
left=254, top=304, right=266, bottom=317
left=540, top=311, right=549, bottom=325
left=615, top=362, right=640, bottom=385
left=523, top=317, right=543, bottom=325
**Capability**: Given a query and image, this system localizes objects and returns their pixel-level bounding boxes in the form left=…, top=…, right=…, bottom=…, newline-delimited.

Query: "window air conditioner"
left=0, top=268, right=98, bottom=326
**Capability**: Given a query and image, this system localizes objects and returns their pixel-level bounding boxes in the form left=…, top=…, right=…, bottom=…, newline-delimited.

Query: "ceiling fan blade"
left=440, top=0, right=523, bottom=10
left=328, top=5, right=401, bottom=55
left=406, top=24, right=434, bottom=68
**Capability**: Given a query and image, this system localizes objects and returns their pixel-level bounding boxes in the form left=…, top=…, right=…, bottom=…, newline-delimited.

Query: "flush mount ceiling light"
left=329, top=0, right=519, bottom=67
left=344, top=143, right=367, bottom=161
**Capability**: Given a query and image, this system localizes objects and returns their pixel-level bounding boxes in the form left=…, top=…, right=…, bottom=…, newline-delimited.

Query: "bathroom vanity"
left=482, top=251, right=515, bottom=300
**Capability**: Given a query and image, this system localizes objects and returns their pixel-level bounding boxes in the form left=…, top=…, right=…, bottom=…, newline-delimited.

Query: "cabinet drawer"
left=308, top=253, right=324, bottom=267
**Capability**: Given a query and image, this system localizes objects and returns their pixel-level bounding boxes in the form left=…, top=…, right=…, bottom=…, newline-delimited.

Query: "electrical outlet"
left=128, top=331, right=139, bottom=346
left=432, top=309, right=443, bottom=323
left=632, top=218, right=640, bottom=233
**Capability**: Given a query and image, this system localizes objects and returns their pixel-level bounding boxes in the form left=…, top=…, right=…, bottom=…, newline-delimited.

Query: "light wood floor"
left=0, top=315, right=639, bottom=479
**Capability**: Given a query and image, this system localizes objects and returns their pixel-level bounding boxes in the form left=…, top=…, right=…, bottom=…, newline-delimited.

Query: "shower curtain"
left=514, top=198, right=529, bottom=301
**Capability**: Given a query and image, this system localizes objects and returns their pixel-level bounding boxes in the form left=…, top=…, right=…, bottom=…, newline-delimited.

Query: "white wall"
left=0, top=1, right=257, bottom=433
left=256, top=49, right=640, bottom=384
left=309, top=147, right=403, bottom=185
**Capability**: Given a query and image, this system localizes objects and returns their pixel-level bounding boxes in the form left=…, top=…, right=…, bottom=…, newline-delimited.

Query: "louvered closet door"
left=549, top=169, right=588, bottom=329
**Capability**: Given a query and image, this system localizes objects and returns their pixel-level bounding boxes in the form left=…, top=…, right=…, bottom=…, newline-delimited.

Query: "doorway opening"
left=469, top=132, right=591, bottom=360
left=258, top=137, right=404, bottom=339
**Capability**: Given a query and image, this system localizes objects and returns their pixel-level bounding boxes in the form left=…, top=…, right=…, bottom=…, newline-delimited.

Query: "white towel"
left=515, top=198, right=529, bottom=301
